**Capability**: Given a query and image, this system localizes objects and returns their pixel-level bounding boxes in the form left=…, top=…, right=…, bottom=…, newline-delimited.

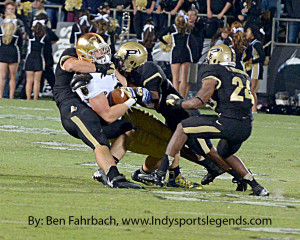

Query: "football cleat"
left=138, top=170, right=166, bottom=187
left=167, top=173, right=203, bottom=189
left=201, top=171, right=220, bottom=185
left=131, top=169, right=153, bottom=185
left=93, top=169, right=109, bottom=186
left=251, top=185, right=269, bottom=197
left=107, top=174, right=145, bottom=189
left=232, top=178, right=248, bottom=192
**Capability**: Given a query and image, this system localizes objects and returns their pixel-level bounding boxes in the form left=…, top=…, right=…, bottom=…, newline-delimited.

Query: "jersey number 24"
left=230, top=77, right=254, bottom=104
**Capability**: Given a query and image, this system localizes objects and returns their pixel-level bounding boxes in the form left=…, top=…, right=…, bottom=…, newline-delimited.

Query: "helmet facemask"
left=76, top=33, right=111, bottom=65
left=77, top=42, right=111, bottom=64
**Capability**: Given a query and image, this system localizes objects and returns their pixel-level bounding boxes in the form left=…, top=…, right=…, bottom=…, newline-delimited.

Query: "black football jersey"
left=200, top=64, right=254, bottom=120
left=53, top=48, right=80, bottom=107
left=130, top=61, right=180, bottom=101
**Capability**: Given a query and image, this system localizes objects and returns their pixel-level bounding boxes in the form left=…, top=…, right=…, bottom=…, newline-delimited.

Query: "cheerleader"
left=159, top=10, right=192, bottom=97
left=230, top=21, right=247, bottom=70
left=24, top=14, right=51, bottom=100
left=139, top=19, right=156, bottom=61
left=243, top=24, right=265, bottom=113
left=0, top=13, right=23, bottom=99
left=93, top=13, right=116, bottom=56
left=69, top=10, right=96, bottom=45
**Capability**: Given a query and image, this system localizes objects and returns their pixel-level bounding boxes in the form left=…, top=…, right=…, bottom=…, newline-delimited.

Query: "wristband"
left=124, top=98, right=136, bottom=108
left=195, top=96, right=205, bottom=104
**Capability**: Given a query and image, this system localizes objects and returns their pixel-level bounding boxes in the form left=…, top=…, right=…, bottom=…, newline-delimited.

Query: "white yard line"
left=0, top=106, right=54, bottom=111
left=0, top=114, right=60, bottom=121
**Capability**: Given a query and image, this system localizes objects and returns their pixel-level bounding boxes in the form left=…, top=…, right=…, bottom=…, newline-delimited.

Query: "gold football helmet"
left=205, top=44, right=236, bottom=66
left=76, top=33, right=111, bottom=64
left=115, top=42, right=147, bottom=73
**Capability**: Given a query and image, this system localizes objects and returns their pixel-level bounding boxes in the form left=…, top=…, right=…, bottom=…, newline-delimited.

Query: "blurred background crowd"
left=0, top=0, right=299, bottom=113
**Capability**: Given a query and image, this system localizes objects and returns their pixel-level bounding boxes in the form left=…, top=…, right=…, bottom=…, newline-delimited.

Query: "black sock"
left=200, top=158, right=225, bottom=175
left=169, top=166, right=180, bottom=179
left=227, top=169, right=243, bottom=181
left=243, top=172, right=260, bottom=188
left=244, top=178, right=259, bottom=189
left=113, top=156, right=119, bottom=164
left=157, top=154, right=169, bottom=177
left=106, top=166, right=120, bottom=180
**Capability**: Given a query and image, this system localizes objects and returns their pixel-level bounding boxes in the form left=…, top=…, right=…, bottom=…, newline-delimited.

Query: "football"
left=109, top=89, right=128, bottom=105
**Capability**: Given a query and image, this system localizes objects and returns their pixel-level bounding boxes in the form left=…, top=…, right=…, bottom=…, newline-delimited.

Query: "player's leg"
left=217, top=139, right=269, bottom=196
left=110, top=129, right=136, bottom=161
left=61, top=101, right=143, bottom=189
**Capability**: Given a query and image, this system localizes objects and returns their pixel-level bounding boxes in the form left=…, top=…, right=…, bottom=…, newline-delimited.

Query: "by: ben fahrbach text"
left=28, top=216, right=118, bottom=227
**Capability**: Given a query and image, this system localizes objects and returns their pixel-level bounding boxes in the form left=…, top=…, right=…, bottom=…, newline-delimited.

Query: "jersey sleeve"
left=200, top=65, right=222, bottom=90
left=59, top=48, right=77, bottom=70
left=141, top=63, right=164, bottom=92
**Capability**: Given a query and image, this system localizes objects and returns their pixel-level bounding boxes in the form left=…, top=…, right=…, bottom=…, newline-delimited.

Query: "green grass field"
left=0, top=99, right=299, bottom=240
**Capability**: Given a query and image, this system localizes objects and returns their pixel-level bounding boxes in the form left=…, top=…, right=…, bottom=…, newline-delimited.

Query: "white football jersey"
left=75, top=73, right=119, bottom=107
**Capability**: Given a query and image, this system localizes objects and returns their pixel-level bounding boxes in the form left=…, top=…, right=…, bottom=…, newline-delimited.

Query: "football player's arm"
left=181, top=79, right=217, bottom=109
left=144, top=76, right=163, bottom=109
left=114, top=68, right=127, bottom=86
left=89, top=93, right=132, bottom=124
left=62, top=57, right=97, bottom=73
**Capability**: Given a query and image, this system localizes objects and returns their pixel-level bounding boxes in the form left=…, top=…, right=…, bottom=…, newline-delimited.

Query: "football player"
left=153, top=44, right=269, bottom=196
left=113, top=42, right=245, bottom=190
left=53, top=33, right=144, bottom=189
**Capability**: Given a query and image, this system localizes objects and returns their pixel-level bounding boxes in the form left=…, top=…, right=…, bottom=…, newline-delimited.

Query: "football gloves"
left=70, top=73, right=93, bottom=92
left=166, top=94, right=184, bottom=107
left=94, top=62, right=114, bottom=77
left=120, top=87, right=137, bottom=99
left=135, top=87, right=152, bottom=104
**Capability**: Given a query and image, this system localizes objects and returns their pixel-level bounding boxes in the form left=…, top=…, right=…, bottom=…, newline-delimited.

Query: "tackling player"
left=153, top=44, right=269, bottom=196
left=53, top=33, right=143, bottom=189
left=113, top=42, right=245, bottom=190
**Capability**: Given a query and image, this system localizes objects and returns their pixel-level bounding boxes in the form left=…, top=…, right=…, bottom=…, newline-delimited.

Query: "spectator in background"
left=70, top=9, right=95, bottom=45
left=45, top=0, right=65, bottom=29
left=39, top=13, right=58, bottom=93
left=82, top=0, right=105, bottom=15
left=181, top=0, right=207, bottom=13
left=206, top=0, right=233, bottom=37
left=132, top=0, right=156, bottom=41
left=186, top=8, right=204, bottom=97
left=207, top=0, right=233, bottom=20
left=286, top=0, right=300, bottom=43
left=210, top=26, right=232, bottom=47
left=140, top=18, right=156, bottom=61
left=24, top=15, right=51, bottom=100
left=243, top=25, right=265, bottom=113
left=230, top=21, right=247, bottom=70
left=236, top=0, right=262, bottom=28
left=159, top=10, right=192, bottom=97
left=106, top=0, right=131, bottom=34
left=0, top=13, right=23, bottom=99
